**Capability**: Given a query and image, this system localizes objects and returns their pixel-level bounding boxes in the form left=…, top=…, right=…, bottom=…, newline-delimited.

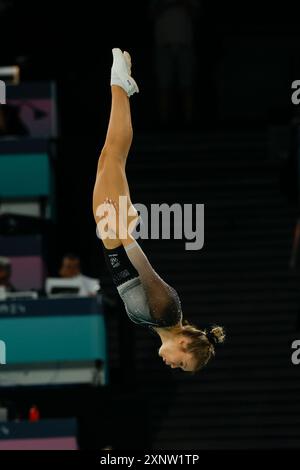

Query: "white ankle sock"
left=110, top=48, right=139, bottom=97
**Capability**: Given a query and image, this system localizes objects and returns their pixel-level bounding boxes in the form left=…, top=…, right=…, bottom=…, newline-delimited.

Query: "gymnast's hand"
left=95, top=198, right=119, bottom=240
left=98, top=197, right=139, bottom=244
left=103, top=197, right=135, bottom=242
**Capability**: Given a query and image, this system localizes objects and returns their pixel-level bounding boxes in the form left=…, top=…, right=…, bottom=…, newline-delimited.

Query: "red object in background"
left=28, top=405, right=40, bottom=422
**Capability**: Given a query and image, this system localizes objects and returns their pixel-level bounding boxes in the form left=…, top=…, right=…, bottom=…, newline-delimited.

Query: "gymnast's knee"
left=99, top=138, right=132, bottom=165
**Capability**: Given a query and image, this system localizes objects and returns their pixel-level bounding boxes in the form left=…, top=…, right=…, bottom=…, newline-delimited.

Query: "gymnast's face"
left=158, top=336, right=195, bottom=372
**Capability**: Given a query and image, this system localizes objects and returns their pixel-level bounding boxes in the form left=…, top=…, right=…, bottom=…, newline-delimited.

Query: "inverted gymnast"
left=93, top=48, right=225, bottom=373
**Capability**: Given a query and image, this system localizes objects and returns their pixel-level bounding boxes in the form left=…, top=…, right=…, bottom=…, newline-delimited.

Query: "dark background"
left=1, top=0, right=299, bottom=272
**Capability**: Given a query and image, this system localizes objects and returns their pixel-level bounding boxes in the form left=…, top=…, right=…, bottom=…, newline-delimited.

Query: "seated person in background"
left=59, top=253, right=100, bottom=296
left=0, top=257, right=15, bottom=292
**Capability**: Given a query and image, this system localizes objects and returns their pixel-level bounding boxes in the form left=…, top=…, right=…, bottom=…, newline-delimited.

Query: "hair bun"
left=207, top=326, right=226, bottom=346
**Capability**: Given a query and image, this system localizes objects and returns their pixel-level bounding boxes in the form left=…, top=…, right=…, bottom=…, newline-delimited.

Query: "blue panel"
left=0, top=298, right=100, bottom=318
left=0, top=314, right=106, bottom=363
left=0, top=235, right=44, bottom=256
left=0, top=153, right=50, bottom=197
left=0, top=138, right=49, bottom=155
left=7, top=82, right=55, bottom=99
left=0, top=419, right=77, bottom=440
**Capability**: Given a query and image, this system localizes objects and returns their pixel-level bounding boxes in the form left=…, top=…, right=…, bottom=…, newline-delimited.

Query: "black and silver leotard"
left=103, top=242, right=182, bottom=329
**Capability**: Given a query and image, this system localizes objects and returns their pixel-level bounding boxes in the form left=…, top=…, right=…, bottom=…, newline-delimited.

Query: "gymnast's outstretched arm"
left=107, top=199, right=182, bottom=319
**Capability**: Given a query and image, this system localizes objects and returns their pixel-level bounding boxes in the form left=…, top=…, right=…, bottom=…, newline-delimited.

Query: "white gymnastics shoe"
left=110, top=48, right=139, bottom=97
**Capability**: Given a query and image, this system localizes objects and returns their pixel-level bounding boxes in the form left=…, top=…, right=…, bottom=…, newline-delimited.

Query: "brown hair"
left=181, top=321, right=226, bottom=372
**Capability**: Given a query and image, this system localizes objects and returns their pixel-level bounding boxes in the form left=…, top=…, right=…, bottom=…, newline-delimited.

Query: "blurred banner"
left=4, top=82, right=57, bottom=138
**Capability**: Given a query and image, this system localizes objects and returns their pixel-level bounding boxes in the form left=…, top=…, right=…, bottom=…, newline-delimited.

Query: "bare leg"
left=99, top=85, right=133, bottom=170
left=93, top=85, right=138, bottom=249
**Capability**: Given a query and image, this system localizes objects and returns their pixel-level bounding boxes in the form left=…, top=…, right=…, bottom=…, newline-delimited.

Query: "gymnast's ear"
left=177, top=336, right=191, bottom=347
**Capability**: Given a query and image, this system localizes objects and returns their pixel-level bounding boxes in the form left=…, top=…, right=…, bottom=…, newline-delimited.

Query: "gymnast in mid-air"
left=93, top=48, right=225, bottom=373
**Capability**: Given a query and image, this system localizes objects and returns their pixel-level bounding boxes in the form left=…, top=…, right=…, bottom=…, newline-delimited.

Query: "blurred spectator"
left=59, top=253, right=81, bottom=279
left=0, top=256, right=15, bottom=292
left=59, top=253, right=100, bottom=296
left=149, top=0, right=201, bottom=128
